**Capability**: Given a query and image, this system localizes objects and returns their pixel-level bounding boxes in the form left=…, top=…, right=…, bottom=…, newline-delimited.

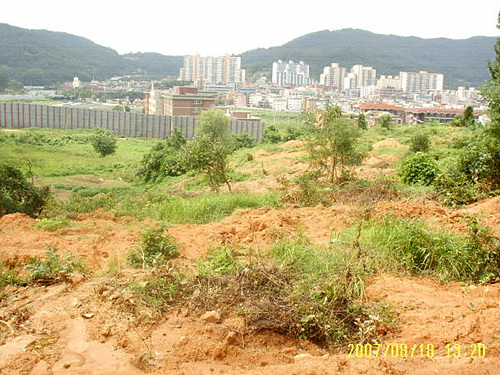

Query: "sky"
left=2, top=0, right=499, bottom=56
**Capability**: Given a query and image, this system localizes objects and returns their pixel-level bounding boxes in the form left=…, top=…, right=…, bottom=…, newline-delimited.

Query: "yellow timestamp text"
left=347, top=343, right=487, bottom=359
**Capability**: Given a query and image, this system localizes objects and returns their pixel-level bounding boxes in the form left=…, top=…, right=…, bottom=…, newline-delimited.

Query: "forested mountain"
left=0, top=23, right=496, bottom=88
left=241, top=29, right=496, bottom=88
left=0, top=23, right=131, bottom=85
left=121, top=53, right=183, bottom=76
left=0, top=23, right=182, bottom=85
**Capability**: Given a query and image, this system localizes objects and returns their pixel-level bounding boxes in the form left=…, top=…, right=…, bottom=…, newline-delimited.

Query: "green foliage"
left=398, top=152, right=438, bottom=186
left=0, top=265, right=25, bottom=290
left=356, top=215, right=500, bottom=282
left=91, top=128, right=117, bottom=157
left=230, top=133, right=256, bottom=150
left=33, top=218, right=70, bottom=231
left=0, top=163, right=51, bottom=218
left=433, top=169, right=480, bottom=207
left=262, top=125, right=282, bottom=144
left=304, top=103, right=363, bottom=183
left=130, top=269, right=183, bottom=311
left=409, top=133, right=430, bottom=153
left=196, top=110, right=231, bottom=141
left=282, top=125, right=308, bottom=141
left=128, top=226, right=179, bottom=269
left=26, top=247, right=87, bottom=284
left=137, top=140, right=186, bottom=182
left=198, top=247, right=243, bottom=276
left=182, top=110, right=234, bottom=191
left=356, top=113, right=367, bottom=130
left=378, top=114, right=393, bottom=130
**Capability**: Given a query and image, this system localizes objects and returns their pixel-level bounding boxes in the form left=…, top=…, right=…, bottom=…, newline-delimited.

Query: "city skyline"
left=1, top=0, right=499, bottom=57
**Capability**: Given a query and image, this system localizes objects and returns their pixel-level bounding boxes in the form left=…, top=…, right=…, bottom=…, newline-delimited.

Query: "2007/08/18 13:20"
left=347, top=343, right=487, bottom=359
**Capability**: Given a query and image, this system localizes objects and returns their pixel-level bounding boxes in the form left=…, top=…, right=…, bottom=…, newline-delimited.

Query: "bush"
left=26, top=247, right=87, bottom=285
left=262, top=125, right=282, bottom=144
left=91, top=128, right=117, bottom=157
left=128, top=226, right=179, bottom=269
left=409, top=133, right=430, bottom=153
left=398, top=152, right=438, bottom=186
left=356, top=215, right=500, bottom=282
left=433, top=169, right=481, bottom=207
left=231, top=133, right=256, bottom=150
left=0, top=163, right=51, bottom=218
left=137, top=141, right=186, bottom=182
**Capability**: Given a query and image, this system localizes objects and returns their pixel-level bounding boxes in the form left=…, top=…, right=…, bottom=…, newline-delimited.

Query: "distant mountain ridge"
left=241, top=29, right=497, bottom=88
left=0, top=23, right=496, bottom=88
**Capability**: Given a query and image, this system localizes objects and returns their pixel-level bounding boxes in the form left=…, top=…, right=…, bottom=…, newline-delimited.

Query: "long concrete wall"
left=0, top=102, right=264, bottom=140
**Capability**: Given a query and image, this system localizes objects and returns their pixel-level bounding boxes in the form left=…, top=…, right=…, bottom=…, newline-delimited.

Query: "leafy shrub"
left=262, top=125, right=282, bottom=144
left=433, top=169, right=481, bottom=207
left=128, top=226, right=179, bottom=269
left=231, top=133, right=255, bottom=150
left=33, top=218, right=70, bottom=231
left=130, top=269, right=182, bottom=311
left=26, top=247, right=87, bottom=284
left=0, top=163, right=51, bottom=218
left=398, top=152, right=438, bottom=185
left=409, top=133, right=430, bottom=153
left=198, top=247, right=242, bottom=276
left=283, top=125, right=308, bottom=141
left=91, top=128, right=117, bottom=157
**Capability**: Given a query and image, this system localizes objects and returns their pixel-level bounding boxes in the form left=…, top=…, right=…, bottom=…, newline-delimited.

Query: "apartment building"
left=272, top=60, right=310, bottom=86
left=400, top=71, right=444, bottom=94
left=179, top=54, right=243, bottom=85
left=319, top=63, right=347, bottom=89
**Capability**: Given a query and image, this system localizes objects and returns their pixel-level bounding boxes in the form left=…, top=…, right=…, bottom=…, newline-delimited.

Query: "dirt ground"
left=1, top=141, right=500, bottom=374
left=1, top=194, right=500, bottom=375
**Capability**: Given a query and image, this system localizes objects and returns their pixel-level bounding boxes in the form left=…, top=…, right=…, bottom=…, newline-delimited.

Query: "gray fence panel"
left=0, top=103, right=265, bottom=140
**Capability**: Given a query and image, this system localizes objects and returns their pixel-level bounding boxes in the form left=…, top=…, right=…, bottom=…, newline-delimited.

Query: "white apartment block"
left=377, top=75, right=401, bottom=90
left=272, top=60, right=310, bottom=86
left=351, top=65, right=377, bottom=88
left=179, top=54, right=242, bottom=84
left=320, top=63, right=347, bottom=89
left=400, top=71, right=444, bottom=94
left=319, top=63, right=376, bottom=90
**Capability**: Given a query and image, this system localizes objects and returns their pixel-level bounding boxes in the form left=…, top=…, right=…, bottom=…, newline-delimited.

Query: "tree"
left=0, top=164, right=51, bottom=218
left=378, top=113, right=393, bottom=130
left=410, top=133, right=431, bottom=153
left=137, top=128, right=187, bottom=182
left=91, top=128, right=117, bottom=157
left=463, top=105, right=475, bottom=126
left=357, top=113, right=367, bottom=130
left=183, top=110, right=233, bottom=191
left=303, top=103, right=363, bottom=182
left=451, top=105, right=475, bottom=127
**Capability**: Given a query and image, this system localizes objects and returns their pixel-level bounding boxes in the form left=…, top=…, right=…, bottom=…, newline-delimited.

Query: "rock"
left=201, top=310, right=221, bottom=324
left=294, top=353, right=313, bottom=361
left=82, top=313, right=94, bottom=319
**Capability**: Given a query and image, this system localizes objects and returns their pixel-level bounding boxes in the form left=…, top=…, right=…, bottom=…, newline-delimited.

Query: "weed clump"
left=26, top=247, right=87, bottom=285
left=128, top=226, right=179, bottom=269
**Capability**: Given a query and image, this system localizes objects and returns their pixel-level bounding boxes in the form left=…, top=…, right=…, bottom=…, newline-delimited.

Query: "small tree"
left=357, top=113, right=367, bottom=130
left=91, top=128, right=117, bottom=157
left=183, top=110, right=233, bottom=191
left=379, top=113, right=393, bottom=130
left=304, top=103, right=363, bottom=182
left=0, top=164, right=51, bottom=218
left=410, top=133, right=431, bottom=153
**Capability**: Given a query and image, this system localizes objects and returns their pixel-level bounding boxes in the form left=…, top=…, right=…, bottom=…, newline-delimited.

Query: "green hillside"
left=0, top=23, right=131, bottom=85
left=241, top=29, right=497, bottom=88
left=0, top=23, right=496, bottom=89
